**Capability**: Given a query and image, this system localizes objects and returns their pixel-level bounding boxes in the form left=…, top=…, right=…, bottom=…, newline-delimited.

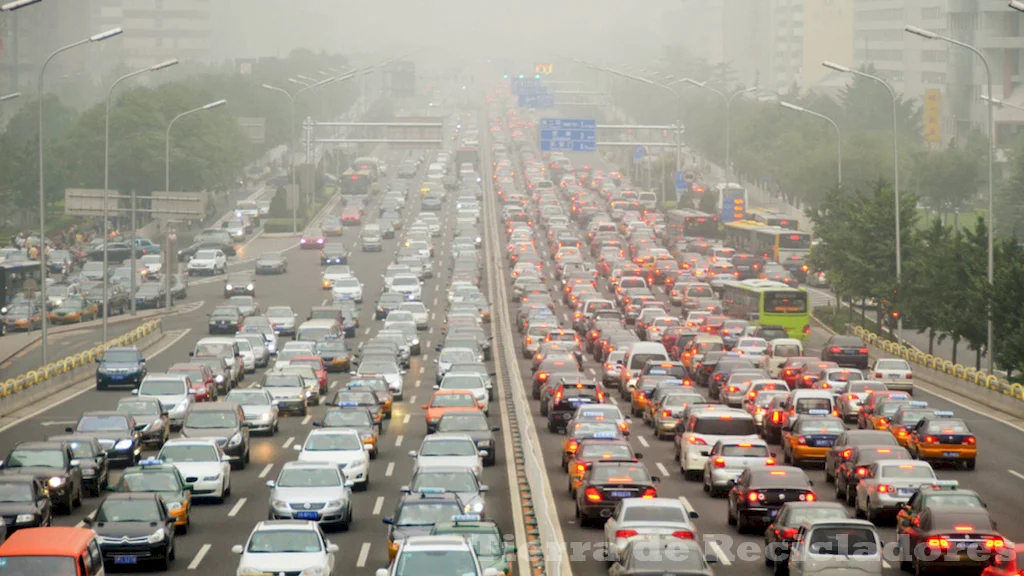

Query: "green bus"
left=720, top=279, right=810, bottom=341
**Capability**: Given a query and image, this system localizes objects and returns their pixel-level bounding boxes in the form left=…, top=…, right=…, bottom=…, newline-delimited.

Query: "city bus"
left=748, top=208, right=799, bottom=231
left=715, top=182, right=748, bottom=223
left=664, top=209, right=720, bottom=244
left=723, top=222, right=812, bottom=263
left=340, top=169, right=371, bottom=195
left=0, top=260, right=44, bottom=306
left=720, top=279, right=810, bottom=340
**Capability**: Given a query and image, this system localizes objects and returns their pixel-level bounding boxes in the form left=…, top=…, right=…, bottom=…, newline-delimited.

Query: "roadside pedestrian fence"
left=851, top=325, right=1023, bottom=400
left=0, top=320, right=162, bottom=399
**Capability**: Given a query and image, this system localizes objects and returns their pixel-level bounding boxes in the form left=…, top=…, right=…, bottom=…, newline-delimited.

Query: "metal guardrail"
left=849, top=325, right=1024, bottom=400
left=1, top=320, right=162, bottom=398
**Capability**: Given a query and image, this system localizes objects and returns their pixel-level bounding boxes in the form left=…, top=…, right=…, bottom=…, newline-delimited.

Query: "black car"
left=135, top=284, right=170, bottom=309
left=208, top=307, right=242, bottom=334
left=422, top=195, right=443, bottom=211
left=85, top=493, right=176, bottom=570
left=96, top=346, right=147, bottom=390
left=177, top=230, right=237, bottom=261
left=316, top=339, right=352, bottom=373
left=87, top=242, right=140, bottom=263
left=834, top=444, right=912, bottom=505
left=897, top=505, right=1005, bottom=574
left=223, top=273, right=255, bottom=298
left=45, top=435, right=109, bottom=496
left=435, top=412, right=499, bottom=466
left=821, top=335, right=869, bottom=369
left=320, top=245, right=349, bottom=266
left=547, top=379, right=602, bottom=433
left=574, top=461, right=659, bottom=525
left=178, top=403, right=250, bottom=470
left=762, top=501, right=850, bottom=571
left=254, top=252, right=288, bottom=275
left=726, top=466, right=816, bottom=533
left=0, top=441, right=83, bottom=513
left=375, top=293, right=405, bottom=320
left=116, top=397, right=170, bottom=449
left=67, top=411, right=141, bottom=468
left=0, top=476, right=53, bottom=533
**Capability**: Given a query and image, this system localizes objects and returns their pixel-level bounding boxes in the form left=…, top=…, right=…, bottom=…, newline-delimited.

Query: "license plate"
left=110, top=375, right=124, bottom=380
left=897, top=488, right=913, bottom=496
left=114, top=556, right=137, bottom=565
left=888, top=374, right=900, bottom=379
left=943, top=451, right=959, bottom=458
left=610, top=491, right=632, bottom=498
left=295, top=511, right=319, bottom=520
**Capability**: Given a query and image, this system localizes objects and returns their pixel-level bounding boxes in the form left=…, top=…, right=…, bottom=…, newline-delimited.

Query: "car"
left=786, top=518, right=884, bottom=576
left=602, top=497, right=699, bottom=559
left=906, top=413, right=977, bottom=469
left=870, top=357, right=914, bottom=392
left=834, top=445, right=912, bottom=505
left=134, top=374, right=193, bottom=430
left=293, top=429, right=370, bottom=490
left=402, top=466, right=488, bottom=517
left=320, top=244, right=349, bottom=266
left=46, top=434, right=109, bottom=496
left=331, top=276, right=363, bottom=303
left=895, top=504, right=1004, bottom=574
left=299, top=234, right=326, bottom=250
left=410, top=433, right=485, bottom=476
left=780, top=411, right=846, bottom=467
left=314, top=406, right=380, bottom=457
left=574, top=461, right=660, bottom=526
left=111, top=459, right=193, bottom=533
left=378, top=534, right=500, bottom=576
left=321, top=215, right=344, bottom=236
left=677, top=408, right=758, bottom=481
left=0, top=441, right=82, bottom=514
left=435, top=412, right=499, bottom=466
left=65, top=411, right=141, bottom=468
left=0, top=475, right=53, bottom=532
left=95, top=346, right=147, bottom=390
left=436, top=373, right=491, bottom=415
left=429, top=516, right=514, bottom=576
left=726, top=466, right=817, bottom=533
left=207, top=306, right=241, bottom=334
left=833, top=379, right=889, bottom=422
left=223, top=273, right=255, bottom=298
left=607, top=537, right=717, bottom=576
left=179, top=403, right=249, bottom=469
left=854, top=459, right=937, bottom=522
left=382, top=492, right=467, bottom=562
left=762, top=501, right=851, bottom=572
left=702, top=438, right=775, bottom=497
left=156, top=438, right=231, bottom=501
left=185, top=249, right=226, bottom=276
left=266, top=461, right=354, bottom=530
left=231, top=520, right=339, bottom=575
left=254, top=252, right=288, bottom=274
left=820, top=335, right=869, bottom=369
left=84, top=492, right=176, bottom=570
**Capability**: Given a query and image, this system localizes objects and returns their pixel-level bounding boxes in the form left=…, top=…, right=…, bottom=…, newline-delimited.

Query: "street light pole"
left=780, top=101, right=842, bottom=185
left=102, top=59, right=178, bottom=341
left=906, top=24, right=994, bottom=372
left=823, top=61, right=903, bottom=341
left=262, top=84, right=298, bottom=233
left=37, top=26, right=122, bottom=365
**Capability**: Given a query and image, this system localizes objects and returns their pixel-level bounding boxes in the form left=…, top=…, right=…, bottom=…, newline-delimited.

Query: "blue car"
left=96, top=346, right=147, bottom=390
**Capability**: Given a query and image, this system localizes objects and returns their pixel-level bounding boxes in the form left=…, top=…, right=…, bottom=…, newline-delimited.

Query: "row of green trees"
left=0, top=49, right=357, bottom=229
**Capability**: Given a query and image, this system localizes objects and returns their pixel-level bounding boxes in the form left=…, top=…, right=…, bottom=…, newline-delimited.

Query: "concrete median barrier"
left=0, top=320, right=163, bottom=418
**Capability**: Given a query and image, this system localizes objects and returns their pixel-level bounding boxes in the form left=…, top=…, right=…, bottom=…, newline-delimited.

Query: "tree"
left=990, top=240, right=1024, bottom=378
left=996, top=133, right=1024, bottom=238
left=837, top=64, right=922, bottom=138
left=908, top=141, right=983, bottom=219
left=904, top=218, right=953, bottom=353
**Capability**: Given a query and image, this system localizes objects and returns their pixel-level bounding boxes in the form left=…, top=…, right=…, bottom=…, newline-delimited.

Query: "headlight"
left=360, top=432, right=373, bottom=441
left=215, top=374, right=225, bottom=383
left=48, top=477, right=64, bottom=488
left=167, top=501, right=182, bottom=511
left=114, top=439, right=133, bottom=450
left=229, top=432, right=242, bottom=446
left=259, top=412, right=273, bottom=422
left=271, top=499, right=288, bottom=509
left=246, top=284, right=254, bottom=290
left=327, top=500, right=343, bottom=508
left=305, top=390, right=313, bottom=397
left=299, top=567, right=327, bottom=576
left=225, top=284, right=233, bottom=291
left=172, top=400, right=189, bottom=413
left=411, top=338, right=419, bottom=346
left=465, top=502, right=484, bottom=513
left=15, top=513, right=34, bottom=524
left=147, top=528, right=165, bottom=544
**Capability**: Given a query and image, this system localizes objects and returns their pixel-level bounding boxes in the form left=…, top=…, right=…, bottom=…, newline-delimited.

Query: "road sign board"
left=539, top=118, right=596, bottom=130
left=538, top=117, right=597, bottom=153
left=518, top=92, right=555, bottom=108
left=510, top=77, right=543, bottom=95
left=540, top=140, right=596, bottom=152
left=673, top=171, right=688, bottom=191
left=150, top=192, right=206, bottom=219
left=539, top=129, right=596, bottom=142
left=634, top=145, right=646, bottom=160
left=64, top=189, right=120, bottom=217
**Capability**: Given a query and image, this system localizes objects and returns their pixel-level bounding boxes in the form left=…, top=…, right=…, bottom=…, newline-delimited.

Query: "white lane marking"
left=364, top=327, right=371, bottom=336
left=386, top=462, right=395, bottom=476
left=1009, top=470, right=1024, bottom=482
left=330, top=381, right=339, bottom=390
left=883, top=560, right=893, bottom=569
left=414, top=379, right=421, bottom=388
left=609, top=396, right=619, bottom=405
left=282, top=436, right=294, bottom=449
left=301, top=414, right=312, bottom=425
left=431, top=313, right=436, bottom=321
left=656, top=462, right=670, bottom=477
left=356, top=542, right=371, bottom=568
left=425, top=340, right=432, bottom=349
left=419, top=366, right=425, bottom=374
left=637, top=435, right=650, bottom=448
left=258, top=464, right=273, bottom=479
left=588, top=368, right=597, bottom=376
left=402, top=413, right=410, bottom=424
left=228, top=497, right=247, bottom=517
left=433, top=297, right=439, bottom=306
left=373, top=496, right=385, bottom=515
left=410, top=395, right=417, bottom=404
left=0, top=328, right=192, bottom=434
left=395, top=434, right=404, bottom=447
left=188, top=544, right=211, bottom=570
left=706, top=540, right=732, bottom=566
left=75, top=511, right=96, bottom=528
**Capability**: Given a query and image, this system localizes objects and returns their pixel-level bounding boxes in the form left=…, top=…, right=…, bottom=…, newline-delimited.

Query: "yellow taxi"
left=560, top=421, right=624, bottom=468
left=630, top=380, right=659, bottom=418
left=906, top=412, right=977, bottom=469
left=887, top=401, right=934, bottom=447
left=866, top=397, right=916, bottom=432
left=781, top=410, right=846, bottom=467
left=856, top=390, right=911, bottom=429
left=565, top=438, right=638, bottom=496
left=112, top=459, right=193, bottom=532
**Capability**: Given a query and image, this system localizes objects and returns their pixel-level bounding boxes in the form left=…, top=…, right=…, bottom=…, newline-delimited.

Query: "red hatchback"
left=289, top=356, right=328, bottom=395
left=168, top=362, right=217, bottom=401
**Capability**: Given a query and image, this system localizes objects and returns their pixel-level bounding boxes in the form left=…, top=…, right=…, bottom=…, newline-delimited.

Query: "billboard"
left=924, top=89, right=941, bottom=143
left=150, top=192, right=206, bottom=219
left=64, top=189, right=120, bottom=217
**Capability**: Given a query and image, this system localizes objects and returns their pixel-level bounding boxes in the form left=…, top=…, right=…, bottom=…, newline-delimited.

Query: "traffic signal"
left=891, top=311, right=901, bottom=320
left=535, top=74, right=541, bottom=79
left=503, top=74, right=509, bottom=79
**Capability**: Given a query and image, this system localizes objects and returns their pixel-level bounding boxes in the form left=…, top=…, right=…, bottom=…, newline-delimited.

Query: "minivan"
left=360, top=225, right=383, bottom=252
left=787, top=519, right=883, bottom=576
left=295, top=319, right=343, bottom=343
left=619, top=342, right=670, bottom=390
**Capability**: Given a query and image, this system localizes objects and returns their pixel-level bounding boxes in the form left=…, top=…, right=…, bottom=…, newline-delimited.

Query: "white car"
left=264, top=306, right=297, bottom=336
left=384, top=310, right=417, bottom=329
left=232, top=521, right=338, bottom=576
left=135, top=374, right=193, bottom=430
left=677, top=408, right=759, bottom=481
left=734, top=337, right=769, bottom=358
left=139, top=254, right=163, bottom=276
left=186, top=249, right=227, bottom=276
left=294, top=429, right=370, bottom=490
left=321, top=266, right=352, bottom=289
left=377, top=535, right=500, bottom=576
left=398, top=302, right=429, bottom=330
left=233, top=337, right=257, bottom=372
left=331, top=277, right=363, bottom=303
left=436, top=373, right=491, bottom=414
left=389, top=274, right=422, bottom=301
left=602, top=497, right=700, bottom=558
left=157, top=438, right=231, bottom=500
left=870, top=358, right=914, bottom=392
left=410, top=434, right=485, bottom=476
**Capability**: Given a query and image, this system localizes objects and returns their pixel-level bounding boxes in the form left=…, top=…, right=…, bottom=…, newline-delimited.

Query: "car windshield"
left=394, top=549, right=478, bottom=575
left=420, top=439, right=477, bottom=457
left=0, top=482, right=33, bottom=503
left=140, top=378, right=186, bottom=396
left=412, top=470, right=478, bottom=492
left=103, top=350, right=139, bottom=363
left=246, top=530, right=323, bottom=553
left=438, top=414, right=489, bottom=432
left=881, top=464, right=935, bottom=479
left=96, top=499, right=162, bottom=523
left=395, top=502, right=463, bottom=526
left=622, top=505, right=687, bottom=523
left=591, top=464, right=652, bottom=483
left=322, top=410, right=372, bottom=427
left=721, top=444, right=770, bottom=457
left=304, top=433, right=362, bottom=451
left=360, top=361, right=396, bottom=374
left=796, top=419, right=846, bottom=434
left=76, top=415, right=129, bottom=433
left=158, top=444, right=218, bottom=463
left=120, top=471, right=180, bottom=493
left=276, top=467, right=341, bottom=488
left=431, top=394, right=477, bottom=408
left=263, top=374, right=303, bottom=388
left=876, top=359, right=910, bottom=371
left=336, top=278, right=360, bottom=288
left=185, top=411, right=237, bottom=429
left=266, top=307, right=293, bottom=317
left=808, top=527, right=878, bottom=555
left=4, top=449, right=63, bottom=469
left=63, top=441, right=97, bottom=458
left=925, top=494, right=985, bottom=508
left=226, top=391, right=269, bottom=406
left=196, top=250, right=218, bottom=260
left=440, top=375, right=483, bottom=390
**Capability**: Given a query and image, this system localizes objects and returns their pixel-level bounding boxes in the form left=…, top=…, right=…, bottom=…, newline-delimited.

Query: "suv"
left=677, top=407, right=758, bottom=481
left=96, top=346, right=147, bottom=390
left=360, top=225, right=383, bottom=252
left=546, top=379, right=603, bottom=433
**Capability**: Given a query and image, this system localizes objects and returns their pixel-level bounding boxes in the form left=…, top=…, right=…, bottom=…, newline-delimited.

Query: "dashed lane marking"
left=301, top=414, right=312, bottom=425
left=637, top=435, right=649, bottom=448
left=356, top=543, right=371, bottom=568
left=373, top=496, right=385, bottom=515
left=402, top=414, right=410, bottom=424
left=395, top=434, right=404, bottom=447
left=188, top=544, right=211, bottom=570
left=386, top=462, right=395, bottom=476
left=258, top=464, right=273, bottom=479
left=656, top=462, right=670, bottom=477
left=282, top=437, right=294, bottom=449
left=228, top=498, right=246, bottom=517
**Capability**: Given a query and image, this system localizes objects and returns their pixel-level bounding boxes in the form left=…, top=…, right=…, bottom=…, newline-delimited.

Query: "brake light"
left=841, top=449, right=853, bottom=460
left=662, top=410, right=672, bottom=418
left=985, top=538, right=1006, bottom=549
left=780, top=528, right=799, bottom=539
left=540, top=373, right=550, bottom=383
left=614, top=529, right=638, bottom=539
left=896, top=427, right=908, bottom=437
left=964, top=436, right=976, bottom=445
left=713, top=457, right=726, bottom=468
left=576, top=463, right=586, bottom=473
left=671, top=530, right=695, bottom=539
left=875, top=372, right=883, bottom=378
left=765, top=458, right=776, bottom=465
left=796, top=435, right=806, bottom=445
left=688, top=436, right=707, bottom=445
left=567, top=440, right=579, bottom=453
left=801, top=492, right=816, bottom=501
left=830, top=347, right=842, bottom=353
left=748, top=391, right=757, bottom=398
left=876, top=484, right=895, bottom=493
left=771, top=412, right=781, bottom=424
left=927, top=538, right=950, bottom=550
left=727, top=386, right=739, bottom=393
left=525, top=336, right=532, bottom=345
left=747, top=491, right=762, bottom=502
left=619, top=422, right=628, bottom=431
left=923, top=436, right=937, bottom=444
left=641, top=487, right=657, bottom=499
left=584, top=487, right=602, bottom=502
left=856, top=467, right=868, bottom=476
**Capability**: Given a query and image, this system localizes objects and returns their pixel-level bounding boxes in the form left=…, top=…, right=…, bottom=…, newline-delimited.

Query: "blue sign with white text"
left=539, top=118, right=597, bottom=131
left=519, top=92, right=555, bottom=108
left=510, top=77, right=543, bottom=95
left=539, top=117, right=597, bottom=153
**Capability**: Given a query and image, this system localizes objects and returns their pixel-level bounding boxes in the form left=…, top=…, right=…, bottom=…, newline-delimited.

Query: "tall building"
left=770, top=0, right=856, bottom=92
left=92, top=0, right=213, bottom=70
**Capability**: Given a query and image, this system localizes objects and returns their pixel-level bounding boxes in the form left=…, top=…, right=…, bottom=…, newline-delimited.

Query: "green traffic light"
left=503, top=74, right=509, bottom=79
left=535, top=74, right=541, bottom=79
left=518, top=74, right=524, bottom=79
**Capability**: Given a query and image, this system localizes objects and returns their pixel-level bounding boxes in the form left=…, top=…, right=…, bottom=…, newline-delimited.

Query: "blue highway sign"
left=511, top=77, right=543, bottom=95
left=519, top=92, right=555, bottom=108
left=539, top=118, right=596, bottom=131
left=540, top=140, right=597, bottom=152
left=673, top=170, right=688, bottom=191
left=539, top=117, right=597, bottom=153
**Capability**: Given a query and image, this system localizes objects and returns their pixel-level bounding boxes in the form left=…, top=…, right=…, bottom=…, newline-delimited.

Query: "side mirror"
left=188, top=351, right=194, bottom=356
left=435, top=344, right=442, bottom=352
left=633, top=452, right=643, bottom=460
left=376, top=570, right=389, bottom=576
left=266, top=480, right=276, bottom=488
left=292, top=444, right=301, bottom=451
left=505, top=543, right=517, bottom=554
left=64, top=427, right=73, bottom=433
left=326, top=542, right=340, bottom=553
left=139, top=357, right=146, bottom=363
left=184, top=484, right=194, bottom=492
left=381, top=517, right=393, bottom=525
left=489, top=371, right=497, bottom=377
left=231, top=545, right=244, bottom=554
left=705, top=554, right=719, bottom=565
left=70, top=459, right=81, bottom=467
left=408, top=450, right=417, bottom=457
left=491, top=426, right=501, bottom=432
left=344, top=479, right=355, bottom=488
left=131, top=389, right=139, bottom=396
left=689, top=509, right=700, bottom=519
left=771, top=452, right=777, bottom=458
left=420, top=404, right=428, bottom=410
left=808, top=480, right=814, bottom=486
left=725, top=479, right=736, bottom=487
left=651, top=476, right=661, bottom=483
left=82, top=517, right=93, bottom=526
left=479, top=450, right=489, bottom=458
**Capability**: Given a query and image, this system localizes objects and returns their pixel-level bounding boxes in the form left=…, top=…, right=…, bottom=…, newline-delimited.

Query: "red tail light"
left=829, top=347, right=842, bottom=353
left=801, top=492, right=817, bottom=501
left=780, top=528, right=799, bottom=539
left=765, top=458, right=776, bottom=466
left=727, top=386, right=739, bottom=393
left=964, top=436, right=976, bottom=445
left=662, top=410, right=672, bottom=418
left=525, top=336, right=532, bottom=345
left=771, top=412, right=781, bottom=424
left=575, top=463, right=586, bottom=473
left=874, top=372, right=883, bottom=378
left=927, top=538, right=950, bottom=550
left=641, top=487, right=657, bottom=499
left=841, top=449, right=853, bottom=459
left=747, top=491, right=762, bottom=502
left=876, top=484, right=895, bottom=493
left=567, top=440, right=579, bottom=453
left=859, top=348, right=869, bottom=354
left=584, top=487, right=602, bottom=502
left=687, top=436, right=707, bottom=445
left=614, top=529, right=638, bottom=539
left=713, top=457, right=726, bottom=468
left=985, top=538, right=1006, bottom=550
left=856, top=467, right=868, bottom=476
left=796, top=435, right=807, bottom=445
left=923, top=435, right=937, bottom=444
left=671, top=530, right=696, bottom=539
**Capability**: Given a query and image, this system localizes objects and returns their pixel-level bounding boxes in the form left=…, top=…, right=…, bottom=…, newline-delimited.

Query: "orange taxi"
left=422, top=390, right=483, bottom=434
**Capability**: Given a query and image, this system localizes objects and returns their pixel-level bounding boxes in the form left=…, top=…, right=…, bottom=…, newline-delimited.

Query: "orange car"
left=422, top=390, right=483, bottom=433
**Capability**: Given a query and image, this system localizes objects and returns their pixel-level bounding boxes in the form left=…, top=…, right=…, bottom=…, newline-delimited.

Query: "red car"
left=289, top=356, right=328, bottom=395
left=341, top=207, right=362, bottom=225
left=299, top=235, right=325, bottom=250
left=778, top=357, right=820, bottom=389
left=167, top=362, right=217, bottom=401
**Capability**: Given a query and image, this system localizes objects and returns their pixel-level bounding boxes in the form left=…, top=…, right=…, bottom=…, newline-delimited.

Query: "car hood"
left=140, top=394, right=188, bottom=411
left=93, top=521, right=166, bottom=539
left=265, top=387, right=304, bottom=400
left=271, top=486, right=346, bottom=503
left=74, top=433, right=132, bottom=451
left=240, top=405, right=274, bottom=418
left=168, top=461, right=222, bottom=476
left=99, top=362, right=143, bottom=372
left=240, top=553, right=326, bottom=573
left=297, top=451, right=366, bottom=466
left=415, top=455, right=479, bottom=470
left=0, top=502, right=39, bottom=516
left=180, top=427, right=236, bottom=441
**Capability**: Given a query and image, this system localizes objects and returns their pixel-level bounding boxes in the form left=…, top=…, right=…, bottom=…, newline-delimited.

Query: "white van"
left=784, top=390, right=836, bottom=418
left=295, top=319, right=342, bottom=343
left=766, top=338, right=804, bottom=377
left=426, top=163, right=445, bottom=180
left=637, top=191, right=658, bottom=210
left=619, top=342, right=669, bottom=390
left=787, top=519, right=883, bottom=576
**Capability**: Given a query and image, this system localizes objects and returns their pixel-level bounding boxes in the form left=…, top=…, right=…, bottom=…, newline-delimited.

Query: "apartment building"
left=770, top=0, right=856, bottom=92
